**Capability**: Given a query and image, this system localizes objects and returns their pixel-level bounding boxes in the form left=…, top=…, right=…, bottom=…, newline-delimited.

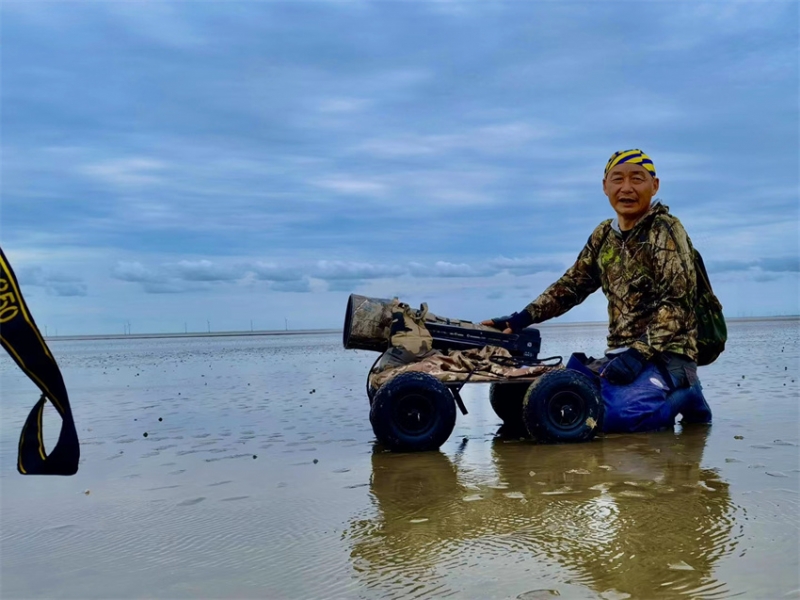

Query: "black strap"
left=692, top=245, right=715, bottom=296
left=0, top=246, right=80, bottom=475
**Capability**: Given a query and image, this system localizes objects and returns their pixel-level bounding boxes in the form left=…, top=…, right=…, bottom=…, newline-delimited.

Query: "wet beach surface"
left=1, top=319, right=798, bottom=599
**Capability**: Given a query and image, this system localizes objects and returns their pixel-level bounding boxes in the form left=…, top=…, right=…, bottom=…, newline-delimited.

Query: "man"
left=483, top=149, right=711, bottom=432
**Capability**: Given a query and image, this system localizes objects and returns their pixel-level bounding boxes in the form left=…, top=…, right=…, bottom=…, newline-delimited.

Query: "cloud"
left=107, top=254, right=618, bottom=296
left=80, top=158, right=166, bottom=187
left=708, top=256, right=800, bottom=274
left=111, top=258, right=314, bottom=293
left=326, top=279, right=363, bottom=292
left=759, top=257, right=800, bottom=273
left=312, top=176, right=387, bottom=197
left=106, top=255, right=572, bottom=297
left=489, top=257, right=560, bottom=276
left=16, top=266, right=44, bottom=287
left=270, top=279, right=312, bottom=293
left=250, top=262, right=303, bottom=282
left=408, top=261, right=493, bottom=278
left=111, top=261, right=165, bottom=283
left=104, top=251, right=800, bottom=301
left=753, top=272, right=784, bottom=283
left=50, top=282, right=88, bottom=297
left=173, top=260, right=241, bottom=282
left=17, top=266, right=88, bottom=296
left=652, top=3, right=792, bottom=52
left=112, top=261, right=202, bottom=293
left=111, top=260, right=234, bottom=293
left=312, top=260, right=405, bottom=280
left=355, top=121, right=556, bottom=158
left=317, top=97, right=371, bottom=114
left=101, top=3, right=206, bottom=49
left=139, top=281, right=196, bottom=294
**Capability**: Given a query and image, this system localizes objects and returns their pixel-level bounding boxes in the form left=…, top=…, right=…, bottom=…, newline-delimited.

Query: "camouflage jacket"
left=523, top=203, right=698, bottom=361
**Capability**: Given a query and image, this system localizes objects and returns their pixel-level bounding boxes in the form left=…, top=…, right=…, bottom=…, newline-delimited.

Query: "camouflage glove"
left=489, top=311, right=533, bottom=333
left=602, top=348, right=646, bottom=385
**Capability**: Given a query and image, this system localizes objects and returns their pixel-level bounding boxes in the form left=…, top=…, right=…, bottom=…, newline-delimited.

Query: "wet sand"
left=0, top=319, right=798, bottom=599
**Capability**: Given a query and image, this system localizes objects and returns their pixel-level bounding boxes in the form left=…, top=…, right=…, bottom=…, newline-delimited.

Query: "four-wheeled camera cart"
left=342, top=294, right=603, bottom=452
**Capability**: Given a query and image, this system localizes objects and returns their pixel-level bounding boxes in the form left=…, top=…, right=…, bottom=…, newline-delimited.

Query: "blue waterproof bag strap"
left=0, top=246, right=80, bottom=475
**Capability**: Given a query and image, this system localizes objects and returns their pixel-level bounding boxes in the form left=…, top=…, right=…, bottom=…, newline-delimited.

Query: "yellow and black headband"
left=604, top=149, right=656, bottom=178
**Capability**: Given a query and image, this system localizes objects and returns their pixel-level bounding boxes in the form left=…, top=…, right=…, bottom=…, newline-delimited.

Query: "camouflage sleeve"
left=522, top=223, right=607, bottom=323
left=630, top=216, right=696, bottom=360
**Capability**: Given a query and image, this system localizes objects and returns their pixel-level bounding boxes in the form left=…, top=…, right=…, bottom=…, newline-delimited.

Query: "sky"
left=1, top=1, right=798, bottom=336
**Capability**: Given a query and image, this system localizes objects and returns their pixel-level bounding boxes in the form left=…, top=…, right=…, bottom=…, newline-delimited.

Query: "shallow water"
left=1, top=319, right=798, bottom=599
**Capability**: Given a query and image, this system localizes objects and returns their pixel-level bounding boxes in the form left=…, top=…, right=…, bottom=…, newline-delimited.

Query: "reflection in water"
left=346, top=429, right=736, bottom=599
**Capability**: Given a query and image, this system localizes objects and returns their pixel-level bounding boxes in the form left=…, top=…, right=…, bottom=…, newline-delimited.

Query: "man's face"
left=602, top=163, right=660, bottom=226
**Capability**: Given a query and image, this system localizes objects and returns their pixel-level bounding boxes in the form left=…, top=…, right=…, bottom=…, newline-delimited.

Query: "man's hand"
left=480, top=311, right=533, bottom=334
left=481, top=318, right=513, bottom=334
left=601, top=348, right=646, bottom=385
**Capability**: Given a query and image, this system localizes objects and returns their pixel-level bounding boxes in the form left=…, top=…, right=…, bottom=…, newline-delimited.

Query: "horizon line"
left=40, top=314, right=800, bottom=342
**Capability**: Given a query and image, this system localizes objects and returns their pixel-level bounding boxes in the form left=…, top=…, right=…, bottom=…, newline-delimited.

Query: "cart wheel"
left=369, top=372, right=456, bottom=452
left=489, top=382, right=530, bottom=425
left=522, top=369, right=602, bottom=443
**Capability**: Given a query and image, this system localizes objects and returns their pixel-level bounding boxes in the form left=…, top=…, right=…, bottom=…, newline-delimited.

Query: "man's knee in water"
left=662, top=354, right=712, bottom=425
left=675, top=381, right=712, bottom=425
left=601, top=364, right=712, bottom=433
left=601, top=363, right=674, bottom=433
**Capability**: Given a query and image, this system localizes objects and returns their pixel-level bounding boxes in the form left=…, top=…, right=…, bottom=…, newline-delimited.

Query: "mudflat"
left=1, top=319, right=798, bottom=599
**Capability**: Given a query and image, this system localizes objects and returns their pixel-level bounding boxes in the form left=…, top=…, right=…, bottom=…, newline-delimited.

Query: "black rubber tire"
left=367, top=383, right=378, bottom=406
left=369, top=372, right=457, bottom=452
left=522, top=369, right=602, bottom=443
left=489, top=382, right=530, bottom=425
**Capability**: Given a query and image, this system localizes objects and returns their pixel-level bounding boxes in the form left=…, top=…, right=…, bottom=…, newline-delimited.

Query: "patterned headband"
left=604, top=149, right=656, bottom=178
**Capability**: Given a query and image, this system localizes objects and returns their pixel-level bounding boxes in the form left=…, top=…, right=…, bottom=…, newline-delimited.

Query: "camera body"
left=342, top=294, right=541, bottom=361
